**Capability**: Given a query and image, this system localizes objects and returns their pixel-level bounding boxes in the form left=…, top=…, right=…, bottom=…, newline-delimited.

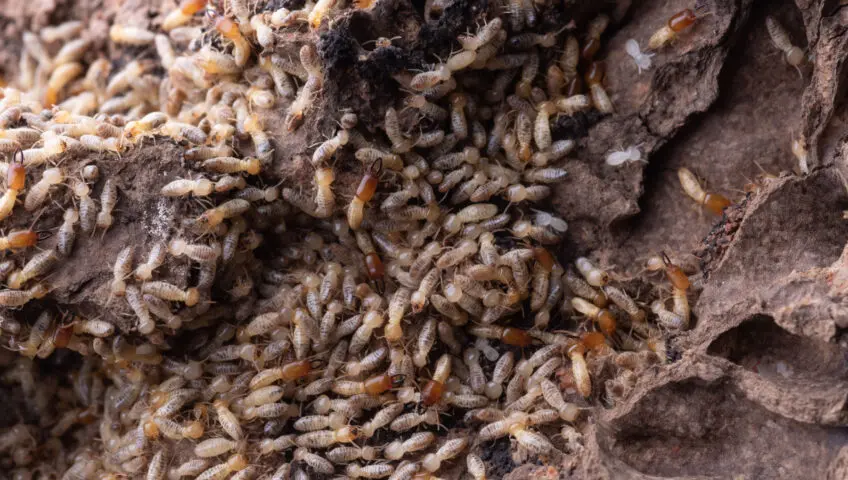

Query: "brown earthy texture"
left=0, top=0, right=847, bottom=479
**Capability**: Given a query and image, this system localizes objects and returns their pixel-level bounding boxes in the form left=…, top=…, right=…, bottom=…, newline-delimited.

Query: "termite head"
left=315, top=167, right=335, bottom=186
left=183, top=420, right=204, bottom=439
left=185, top=287, right=200, bottom=307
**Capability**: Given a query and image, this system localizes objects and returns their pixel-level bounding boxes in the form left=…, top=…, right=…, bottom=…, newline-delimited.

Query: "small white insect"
left=533, top=210, right=568, bottom=232
left=605, top=146, right=643, bottom=167
left=625, top=39, right=654, bottom=74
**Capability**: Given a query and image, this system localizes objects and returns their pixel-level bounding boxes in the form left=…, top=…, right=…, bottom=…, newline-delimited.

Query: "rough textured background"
left=0, top=0, right=847, bottom=478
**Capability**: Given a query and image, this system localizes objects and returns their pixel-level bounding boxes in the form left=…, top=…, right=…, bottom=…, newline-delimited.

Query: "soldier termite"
left=649, top=8, right=698, bottom=50
left=0, top=150, right=25, bottom=221
left=677, top=167, right=731, bottom=215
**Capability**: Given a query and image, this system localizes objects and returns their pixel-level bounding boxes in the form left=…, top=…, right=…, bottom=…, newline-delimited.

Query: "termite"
left=421, top=437, right=469, bottom=472
left=332, top=372, right=405, bottom=397
left=41, top=20, right=83, bottom=42
left=142, top=281, right=200, bottom=307
left=651, top=299, right=685, bottom=329
left=0, top=230, right=38, bottom=251
left=23, top=168, right=64, bottom=212
left=161, top=177, right=214, bottom=197
left=0, top=150, right=25, bottom=221
left=295, top=425, right=358, bottom=448
left=134, top=242, right=166, bottom=281
left=312, top=130, right=350, bottom=166
left=109, top=25, right=156, bottom=45
left=45, top=62, right=84, bottom=106
left=109, top=246, right=134, bottom=298
left=96, top=179, right=118, bottom=231
left=459, top=17, right=503, bottom=52
left=8, top=249, right=58, bottom=290
left=202, top=157, right=261, bottom=175
left=168, top=239, right=222, bottom=263
left=585, top=61, right=613, bottom=114
left=410, top=64, right=452, bottom=91
left=163, top=0, right=207, bottom=30
left=603, top=285, right=646, bottom=323
left=625, top=39, right=654, bottom=74
left=606, top=145, right=642, bottom=166
left=572, top=297, right=616, bottom=335
left=347, top=159, right=383, bottom=225
left=209, top=11, right=251, bottom=66
left=198, top=199, right=251, bottom=228
left=649, top=8, right=698, bottom=50
left=314, top=167, right=336, bottom=218
left=581, top=14, right=610, bottom=61
left=677, top=167, right=731, bottom=215
left=468, top=325, right=532, bottom=347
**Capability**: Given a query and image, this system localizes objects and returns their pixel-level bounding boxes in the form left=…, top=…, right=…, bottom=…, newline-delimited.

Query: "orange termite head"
left=7, top=149, right=25, bottom=190
left=8, top=230, right=38, bottom=249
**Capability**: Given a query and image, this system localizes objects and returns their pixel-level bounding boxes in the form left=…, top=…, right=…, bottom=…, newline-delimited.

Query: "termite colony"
left=0, top=1, right=704, bottom=479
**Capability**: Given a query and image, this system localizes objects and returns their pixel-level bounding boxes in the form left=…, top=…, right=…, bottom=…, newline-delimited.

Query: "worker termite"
left=649, top=8, right=698, bottom=50
left=207, top=12, right=250, bottom=67
left=142, top=281, right=201, bottom=307
left=163, top=0, right=208, bottom=30
left=95, top=179, right=118, bottom=231
left=585, top=61, right=613, bottom=114
left=792, top=136, right=809, bottom=174
left=765, top=16, right=805, bottom=78
left=312, top=130, right=349, bottom=166
left=410, top=64, right=452, bottom=91
left=161, top=177, right=214, bottom=197
left=625, top=39, right=654, bottom=74
left=8, top=249, right=59, bottom=290
left=420, top=437, right=469, bottom=472
left=168, top=239, right=221, bottom=263
left=459, top=17, right=503, bottom=51
left=603, top=285, right=645, bottom=323
left=314, top=167, right=336, bottom=218
left=202, top=157, right=261, bottom=175
left=606, top=145, right=643, bottom=166
left=108, top=246, right=134, bottom=298
left=677, top=167, right=731, bottom=215
left=583, top=14, right=610, bottom=61
left=572, top=297, right=616, bottom=335
left=195, top=454, right=248, bottom=480
left=23, top=168, right=64, bottom=213
left=109, top=25, right=156, bottom=46
left=469, top=325, right=532, bottom=347
left=45, top=62, right=84, bottom=105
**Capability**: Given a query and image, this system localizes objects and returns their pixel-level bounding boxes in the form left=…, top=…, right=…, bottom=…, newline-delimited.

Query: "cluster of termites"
left=0, top=1, right=709, bottom=479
